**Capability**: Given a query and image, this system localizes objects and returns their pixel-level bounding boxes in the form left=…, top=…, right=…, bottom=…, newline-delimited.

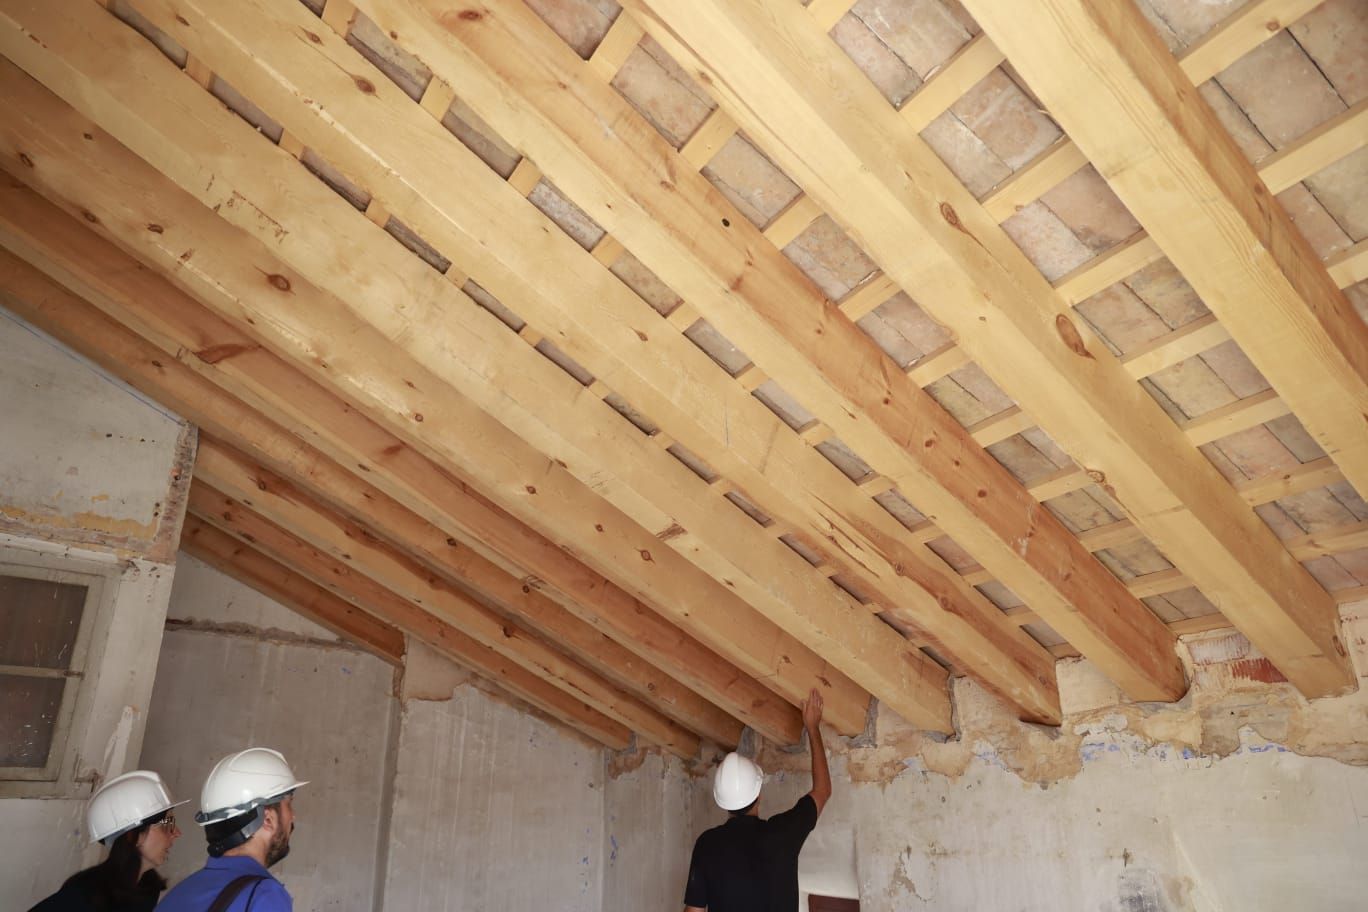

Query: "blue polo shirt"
left=158, top=855, right=291, bottom=912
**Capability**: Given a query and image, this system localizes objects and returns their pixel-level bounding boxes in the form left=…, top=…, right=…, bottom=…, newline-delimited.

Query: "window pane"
left=0, top=674, right=65, bottom=767
left=0, top=576, right=88, bottom=668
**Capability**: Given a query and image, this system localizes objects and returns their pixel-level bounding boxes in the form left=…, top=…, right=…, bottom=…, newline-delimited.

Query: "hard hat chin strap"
left=206, top=806, right=265, bottom=858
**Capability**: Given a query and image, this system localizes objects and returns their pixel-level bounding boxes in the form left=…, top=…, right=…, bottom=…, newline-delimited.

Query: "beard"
left=264, top=824, right=292, bottom=868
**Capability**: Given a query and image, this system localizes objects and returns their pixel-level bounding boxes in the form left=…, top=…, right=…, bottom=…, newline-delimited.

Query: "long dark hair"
left=62, top=821, right=168, bottom=910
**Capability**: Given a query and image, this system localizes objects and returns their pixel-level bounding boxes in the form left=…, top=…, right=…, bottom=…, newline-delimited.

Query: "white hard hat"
left=713, top=752, right=764, bottom=811
left=195, top=747, right=308, bottom=825
left=87, top=770, right=188, bottom=844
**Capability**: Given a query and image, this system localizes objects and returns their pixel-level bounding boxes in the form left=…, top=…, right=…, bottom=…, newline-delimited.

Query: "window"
left=0, top=564, right=104, bottom=782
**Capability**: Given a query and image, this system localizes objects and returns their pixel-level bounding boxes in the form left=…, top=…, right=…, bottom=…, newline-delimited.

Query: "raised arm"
left=803, top=688, right=831, bottom=814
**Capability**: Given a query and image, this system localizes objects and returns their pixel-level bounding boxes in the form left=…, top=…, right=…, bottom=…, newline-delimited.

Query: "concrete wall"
left=0, top=309, right=192, bottom=909
left=733, top=602, right=1368, bottom=912
left=382, top=640, right=608, bottom=911
left=602, top=749, right=710, bottom=911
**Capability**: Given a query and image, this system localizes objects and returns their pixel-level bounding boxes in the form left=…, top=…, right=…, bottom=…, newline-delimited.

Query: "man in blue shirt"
left=158, top=747, right=308, bottom=912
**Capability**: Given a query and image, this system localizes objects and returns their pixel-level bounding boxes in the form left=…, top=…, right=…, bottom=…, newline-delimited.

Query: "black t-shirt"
left=683, top=794, right=819, bottom=912
left=28, top=877, right=158, bottom=912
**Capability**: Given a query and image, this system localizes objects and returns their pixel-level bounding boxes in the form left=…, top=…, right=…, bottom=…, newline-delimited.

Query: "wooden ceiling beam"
left=621, top=0, right=1351, bottom=697
left=180, top=513, right=406, bottom=666
left=899, top=34, right=1005, bottom=132
left=0, top=3, right=946, bottom=734
left=197, top=434, right=744, bottom=748
left=350, top=0, right=1185, bottom=704
left=181, top=498, right=633, bottom=749
left=963, top=0, right=1367, bottom=671
left=0, top=187, right=806, bottom=746
left=0, top=56, right=875, bottom=736
left=191, top=445, right=702, bottom=758
left=917, top=96, right=1368, bottom=389
left=139, top=0, right=1052, bottom=722
left=978, top=0, right=1327, bottom=221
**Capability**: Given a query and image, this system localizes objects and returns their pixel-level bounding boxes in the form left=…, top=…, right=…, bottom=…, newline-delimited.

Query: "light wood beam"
left=181, top=499, right=633, bottom=749
left=0, top=54, right=876, bottom=735
left=192, top=441, right=702, bottom=757
left=623, top=0, right=1351, bottom=696
left=351, top=0, right=1185, bottom=703
left=1258, top=98, right=1368, bottom=195
left=934, top=101, right=1368, bottom=388
left=180, top=514, right=406, bottom=665
left=930, top=452, right=1354, bottom=600
left=1181, top=0, right=1328, bottom=85
left=1053, top=233, right=1164, bottom=306
left=1233, top=456, right=1345, bottom=506
left=978, top=0, right=1328, bottom=222
left=3, top=1, right=947, bottom=733
left=1328, top=239, right=1368, bottom=289
left=899, top=34, right=1005, bottom=132
left=763, top=194, right=824, bottom=248
left=1045, top=91, right=1368, bottom=308
left=588, top=13, right=644, bottom=81
left=145, top=0, right=1054, bottom=721
left=0, top=183, right=808, bottom=746
left=966, top=0, right=1368, bottom=546
left=197, top=432, right=744, bottom=747
left=1120, top=315, right=1231, bottom=381
left=1179, top=389, right=1293, bottom=447
left=807, top=0, right=857, bottom=32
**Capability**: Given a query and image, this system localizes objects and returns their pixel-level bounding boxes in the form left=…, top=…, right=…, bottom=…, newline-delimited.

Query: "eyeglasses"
left=150, top=813, right=176, bottom=830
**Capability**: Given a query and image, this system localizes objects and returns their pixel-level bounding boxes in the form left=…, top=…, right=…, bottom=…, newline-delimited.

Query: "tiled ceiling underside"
left=111, top=0, right=1368, bottom=668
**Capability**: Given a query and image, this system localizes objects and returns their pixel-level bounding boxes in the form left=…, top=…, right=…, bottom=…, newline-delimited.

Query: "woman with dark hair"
left=28, top=770, right=186, bottom=912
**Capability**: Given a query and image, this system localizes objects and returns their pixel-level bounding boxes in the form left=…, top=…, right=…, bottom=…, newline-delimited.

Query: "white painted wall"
left=140, top=554, right=398, bottom=910
left=0, top=309, right=191, bottom=910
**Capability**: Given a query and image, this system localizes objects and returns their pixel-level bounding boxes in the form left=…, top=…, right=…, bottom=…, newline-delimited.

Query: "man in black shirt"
left=683, top=688, right=832, bottom=912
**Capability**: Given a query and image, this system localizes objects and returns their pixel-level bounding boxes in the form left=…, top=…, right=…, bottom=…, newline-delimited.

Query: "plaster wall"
left=0, top=309, right=190, bottom=909
left=380, top=639, right=608, bottom=911
left=732, top=603, right=1368, bottom=912
left=0, top=309, right=192, bottom=560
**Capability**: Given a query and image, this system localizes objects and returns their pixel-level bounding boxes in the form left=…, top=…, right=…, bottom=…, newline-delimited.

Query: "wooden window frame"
left=0, top=549, right=113, bottom=788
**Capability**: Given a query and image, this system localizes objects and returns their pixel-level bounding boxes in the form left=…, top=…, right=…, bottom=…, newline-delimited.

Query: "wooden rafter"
left=977, top=0, right=1329, bottom=222
left=0, top=51, right=883, bottom=734
left=191, top=444, right=702, bottom=757
left=134, top=0, right=1058, bottom=722
left=962, top=0, right=1368, bottom=502
left=344, top=0, right=1186, bottom=702
left=616, top=0, right=1353, bottom=697
left=180, top=502, right=633, bottom=749
left=180, top=514, right=406, bottom=666
left=197, top=434, right=745, bottom=747
left=0, top=185, right=805, bottom=746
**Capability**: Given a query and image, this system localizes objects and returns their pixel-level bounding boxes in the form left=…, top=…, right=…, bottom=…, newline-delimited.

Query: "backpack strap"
left=206, top=874, right=267, bottom=912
